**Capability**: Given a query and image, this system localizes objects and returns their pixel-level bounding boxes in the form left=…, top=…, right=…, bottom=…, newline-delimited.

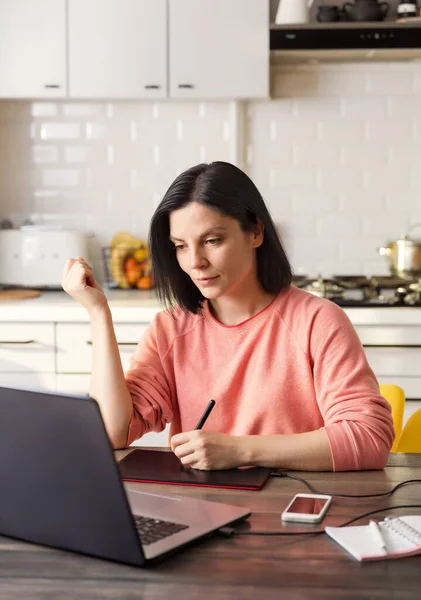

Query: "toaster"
left=0, top=227, right=88, bottom=289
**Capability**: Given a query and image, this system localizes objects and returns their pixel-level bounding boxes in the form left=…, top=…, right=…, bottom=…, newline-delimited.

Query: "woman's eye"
left=205, top=238, right=220, bottom=245
left=174, top=244, right=185, bottom=251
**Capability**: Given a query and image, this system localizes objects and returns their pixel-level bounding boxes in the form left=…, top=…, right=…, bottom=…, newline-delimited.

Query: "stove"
left=293, top=275, right=421, bottom=307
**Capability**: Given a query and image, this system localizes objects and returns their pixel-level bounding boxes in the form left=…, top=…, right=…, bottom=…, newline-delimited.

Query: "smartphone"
left=281, top=493, right=332, bottom=523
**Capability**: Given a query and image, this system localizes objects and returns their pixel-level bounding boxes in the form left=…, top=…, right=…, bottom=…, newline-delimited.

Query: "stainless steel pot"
left=300, top=276, right=346, bottom=299
left=377, top=224, right=421, bottom=279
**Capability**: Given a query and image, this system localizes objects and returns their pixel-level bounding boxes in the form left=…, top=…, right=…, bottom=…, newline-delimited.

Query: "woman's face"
left=169, top=201, right=263, bottom=301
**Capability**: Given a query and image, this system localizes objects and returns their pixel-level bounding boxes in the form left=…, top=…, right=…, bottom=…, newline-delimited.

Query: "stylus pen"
left=195, top=399, right=216, bottom=430
left=369, top=520, right=388, bottom=553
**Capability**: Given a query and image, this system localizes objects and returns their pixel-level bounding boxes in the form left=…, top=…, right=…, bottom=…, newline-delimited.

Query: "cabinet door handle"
left=144, top=84, right=161, bottom=89
left=44, top=84, right=61, bottom=89
left=363, top=344, right=421, bottom=348
left=0, top=340, right=36, bottom=345
left=178, top=84, right=195, bottom=89
left=86, top=341, right=138, bottom=347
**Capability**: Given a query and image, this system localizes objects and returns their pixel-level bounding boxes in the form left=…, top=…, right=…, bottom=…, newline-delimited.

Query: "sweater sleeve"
left=310, top=302, right=394, bottom=471
left=124, top=317, right=175, bottom=445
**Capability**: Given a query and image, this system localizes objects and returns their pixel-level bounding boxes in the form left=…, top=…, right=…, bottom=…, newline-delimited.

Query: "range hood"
left=270, top=21, right=421, bottom=63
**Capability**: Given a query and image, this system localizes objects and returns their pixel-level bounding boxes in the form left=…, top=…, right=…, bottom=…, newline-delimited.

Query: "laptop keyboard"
left=133, top=515, right=189, bottom=546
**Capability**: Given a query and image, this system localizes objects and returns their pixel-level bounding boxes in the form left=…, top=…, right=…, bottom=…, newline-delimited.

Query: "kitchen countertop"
left=1, top=289, right=421, bottom=324
left=0, top=289, right=163, bottom=322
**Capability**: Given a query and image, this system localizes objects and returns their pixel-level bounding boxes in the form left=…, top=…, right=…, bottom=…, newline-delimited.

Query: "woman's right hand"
left=61, top=257, right=108, bottom=314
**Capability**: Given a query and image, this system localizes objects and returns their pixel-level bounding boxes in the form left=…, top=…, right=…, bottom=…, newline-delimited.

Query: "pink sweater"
left=125, top=285, right=394, bottom=471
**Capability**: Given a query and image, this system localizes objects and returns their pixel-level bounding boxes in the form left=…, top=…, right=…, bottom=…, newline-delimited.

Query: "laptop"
left=0, top=386, right=251, bottom=567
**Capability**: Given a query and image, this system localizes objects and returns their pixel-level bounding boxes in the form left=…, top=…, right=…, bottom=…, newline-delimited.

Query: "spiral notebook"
left=325, top=516, right=421, bottom=562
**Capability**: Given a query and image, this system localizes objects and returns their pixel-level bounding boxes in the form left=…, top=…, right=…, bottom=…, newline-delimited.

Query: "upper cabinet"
left=169, top=0, right=269, bottom=99
left=0, top=0, right=269, bottom=100
left=68, top=0, right=167, bottom=99
left=0, top=0, right=66, bottom=98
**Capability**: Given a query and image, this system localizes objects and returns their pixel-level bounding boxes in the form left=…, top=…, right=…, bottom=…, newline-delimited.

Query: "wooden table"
left=1, top=452, right=420, bottom=599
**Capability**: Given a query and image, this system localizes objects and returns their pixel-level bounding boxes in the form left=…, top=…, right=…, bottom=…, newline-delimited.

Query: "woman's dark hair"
left=148, top=161, right=292, bottom=313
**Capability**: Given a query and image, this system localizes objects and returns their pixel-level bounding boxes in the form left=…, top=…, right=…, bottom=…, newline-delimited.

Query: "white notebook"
left=325, top=516, right=421, bottom=562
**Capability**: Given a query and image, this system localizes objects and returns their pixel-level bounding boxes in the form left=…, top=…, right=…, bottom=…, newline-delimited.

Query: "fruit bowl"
left=102, top=232, right=154, bottom=290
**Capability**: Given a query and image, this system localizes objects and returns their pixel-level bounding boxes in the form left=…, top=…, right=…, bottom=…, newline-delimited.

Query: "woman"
left=62, top=161, right=394, bottom=472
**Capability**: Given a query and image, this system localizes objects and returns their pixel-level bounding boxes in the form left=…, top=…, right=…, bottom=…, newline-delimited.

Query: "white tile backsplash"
left=384, top=191, right=419, bottom=213
left=41, top=169, right=81, bottom=188
left=31, top=103, right=58, bottom=118
left=62, top=103, right=106, bottom=117
left=1, top=62, right=421, bottom=278
left=64, top=146, right=91, bottom=164
left=31, top=145, right=58, bottom=164
left=340, top=240, right=381, bottom=262
left=317, top=215, right=361, bottom=239
left=40, top=123, right=81, bottom=140
left=363, top=166, right=411, bottom=191
left=366, top=69, right=414, bottom=95
left=339, top=191, right=385, bottom=215
left=85, top=122, right=107, bottom=140
left=366, top=118, right=414, bottom=144
left=292, top=191, right=338, bottom=215
left=318, top=118, right=366, bottom=143
left=340, top=143, right=388, bottom=167
left=341, top=96, right=388, bottom=120
left=317, top=166, right=364, bottom=191
left=318, top=70, right=367, bottom=96
left=362, top=215, right=410, bottom=238
left=293, top=142, right=339, bottom=167
left=412, top=71, right=421, bottom=93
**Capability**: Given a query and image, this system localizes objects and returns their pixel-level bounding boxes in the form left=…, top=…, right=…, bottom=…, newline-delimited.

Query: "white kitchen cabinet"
left=0, top=322, right=56, bottom=390
left=1, top=0, right=269, bottom=101
left=354, top=325, right=421, bottom=346
left=55, top=322, right=169, bottom=447
left=0, top=373, right=56, bottom=391
left=55, top=322, right=169, bottom=446
left=351, top=321, right=421, bottom=400
left=169, top=0, right=269, bottom=99
left=56, top=374, right=91, bottom=394
left=0, top=323, right=55, bottom=373
left=130, top=428, right=170, bottom=448
left=0, top=0, right=66, bottom=98
left=68, top=0, right=167, bottom=99
left=56, top=322, right=149, bottom=373
left=56, top=369, right=169, bottom=447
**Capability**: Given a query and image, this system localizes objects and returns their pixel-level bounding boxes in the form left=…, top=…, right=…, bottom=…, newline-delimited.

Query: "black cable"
left=218, top=473, right=421, bottom=537
left=271, top=472, right=421, bottom=499
left=231, top=504, right=421, bottom=536
left=338, top=504, right=421, bottom=527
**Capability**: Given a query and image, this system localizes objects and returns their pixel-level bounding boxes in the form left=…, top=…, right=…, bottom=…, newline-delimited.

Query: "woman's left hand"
left=170, top=431, right=245, bottom=470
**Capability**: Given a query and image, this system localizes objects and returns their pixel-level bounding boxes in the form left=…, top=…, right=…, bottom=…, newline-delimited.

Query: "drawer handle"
left=364, top=344, right=421, bottom=348
left=0, top=340, right=36, bottom=345
left=86, top=341, right=138, bottom=347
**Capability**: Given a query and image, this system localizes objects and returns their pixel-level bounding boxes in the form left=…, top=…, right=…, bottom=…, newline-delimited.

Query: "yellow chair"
left=395, top=409, right=421, bottom=453
left=379, top=384, right=405, bottom=452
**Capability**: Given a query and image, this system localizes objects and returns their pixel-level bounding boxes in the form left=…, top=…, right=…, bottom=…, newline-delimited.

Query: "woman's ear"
left=252, top=220, right=264, bottom=248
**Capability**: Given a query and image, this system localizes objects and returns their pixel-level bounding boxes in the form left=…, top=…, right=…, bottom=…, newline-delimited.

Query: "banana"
left=133, top=247, right=148, bottom=263
left=111, top=232, right=144, bottom=250
left=109, top=243, right=132, bottom=288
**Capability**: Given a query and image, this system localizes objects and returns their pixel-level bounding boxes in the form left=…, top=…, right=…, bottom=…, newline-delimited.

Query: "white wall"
left=252, top=61, right=421, bottom=277
left=1, top=61, right=421, bottom=279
